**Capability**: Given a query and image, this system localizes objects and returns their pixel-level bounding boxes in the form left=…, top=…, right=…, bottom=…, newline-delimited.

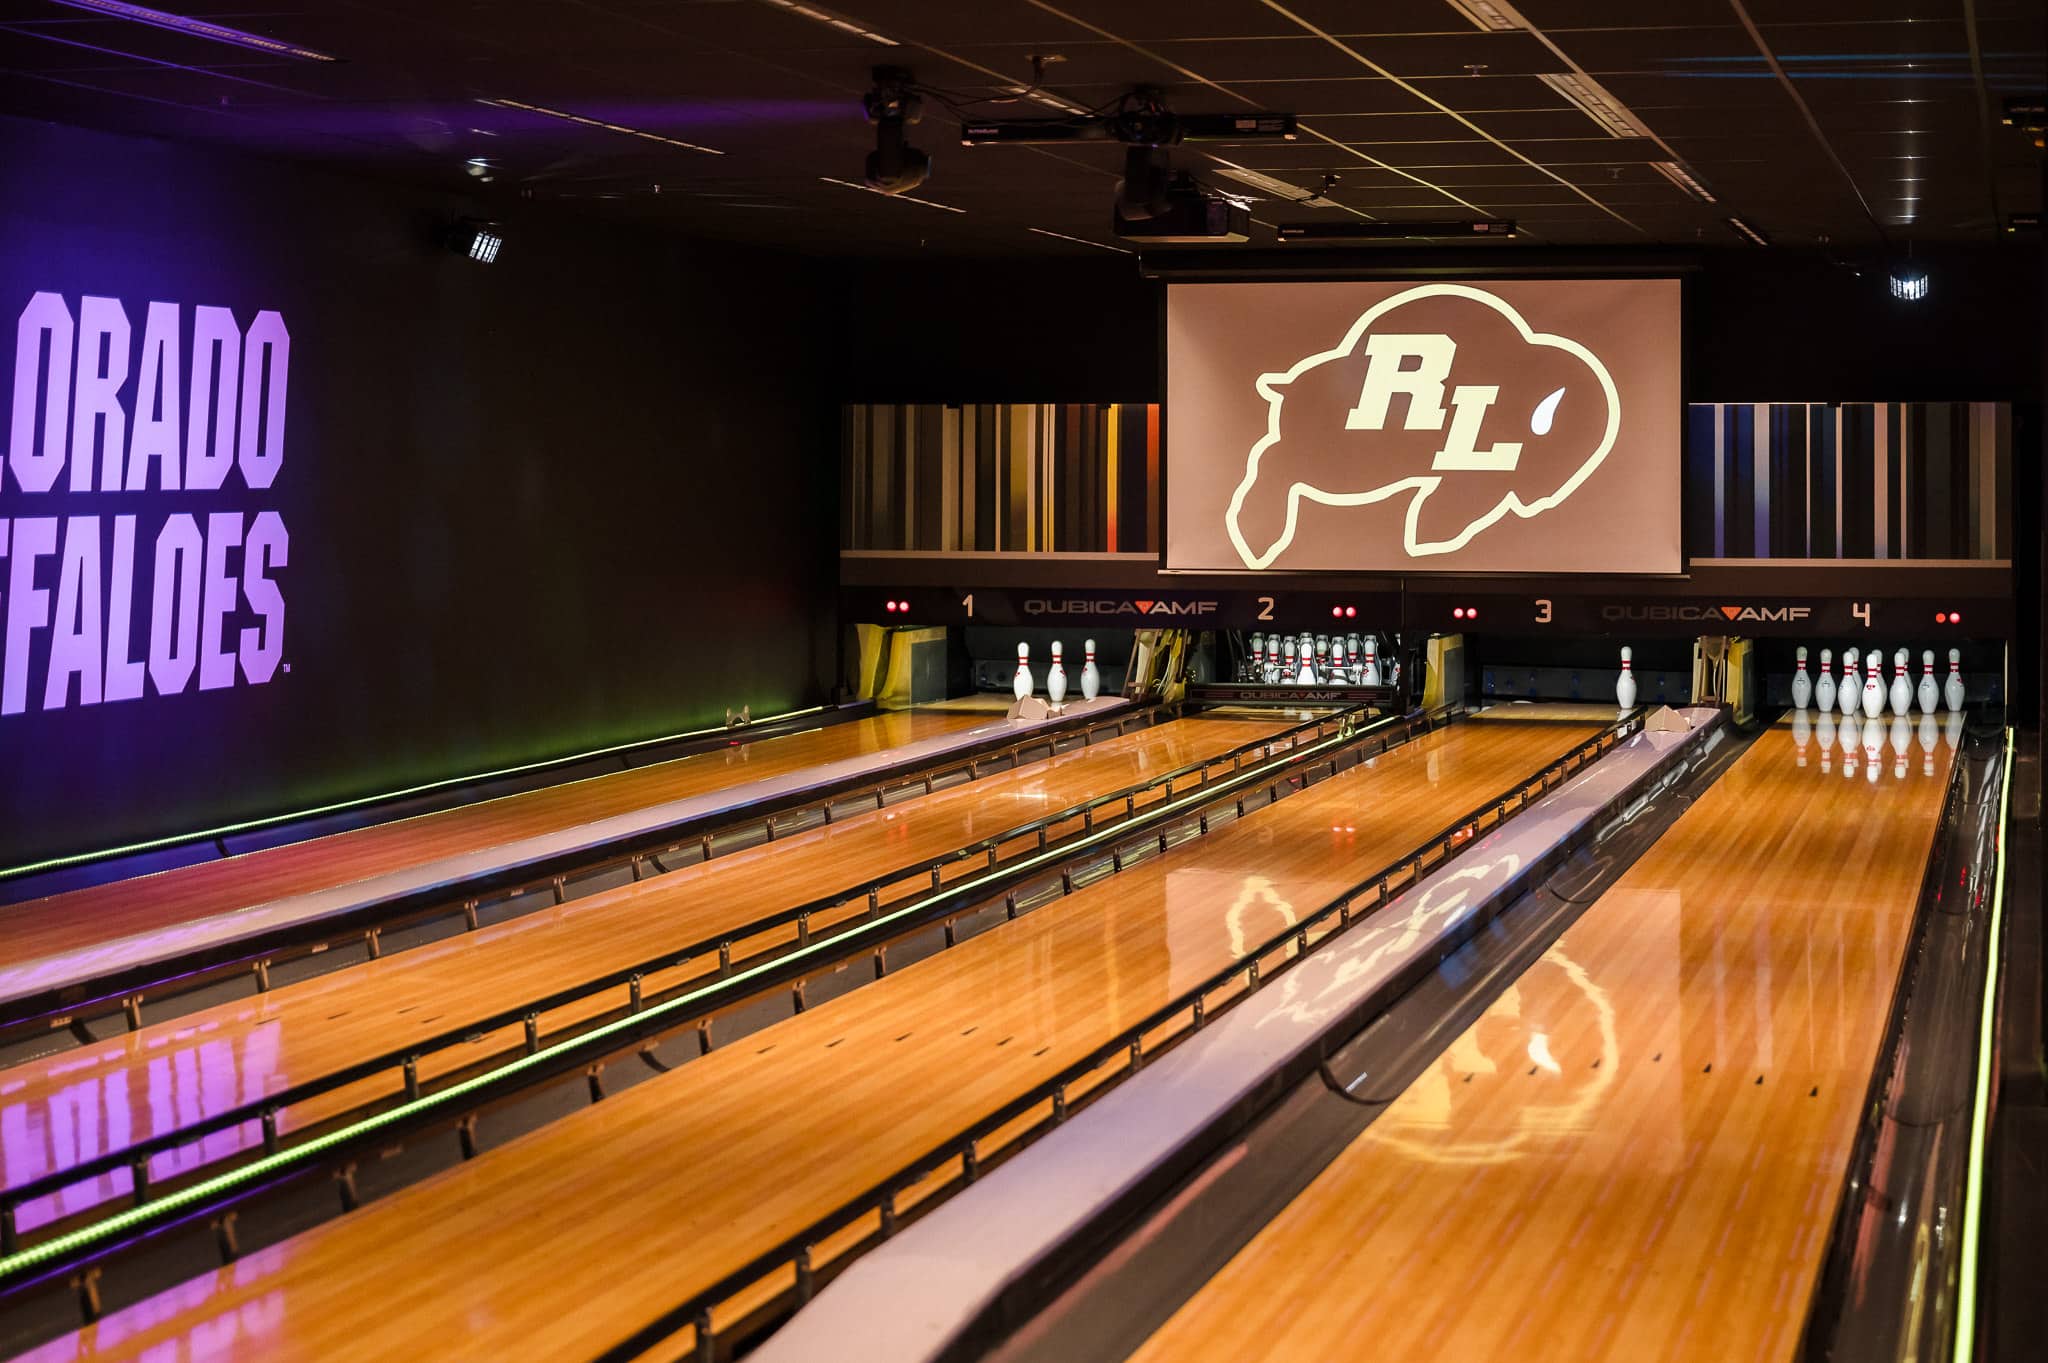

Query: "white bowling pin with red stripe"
left=1917, top=649, right=1938, bottom=715
left=1791, top=646, right=1812, bottom=709
left=1815, top=648, right=1837, bottom=713
left=1944, top=649, right=1965, bottom=713
left=1616, top=646, right=1637, bottom=710
left=1046, top=641, right=1067, bottom=708
left=1860, top=649, right=1886, bottom=721
left=1013, top=642, right=1033, bottom=701
left=1081, top=638, right=1101, bottom=701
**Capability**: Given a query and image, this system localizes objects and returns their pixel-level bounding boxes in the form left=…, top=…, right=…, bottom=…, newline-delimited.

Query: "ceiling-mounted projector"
left=1116, top=173, right=1251, bottom=243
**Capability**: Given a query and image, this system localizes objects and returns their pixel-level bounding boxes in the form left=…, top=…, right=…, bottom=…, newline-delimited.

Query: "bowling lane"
left=26, top=719, right=1599, bottom=1363
left=0, top=709, right=991, bottom=971
left=1125, top=715, right=1960, bottom=1363
left=0, top=715, right=1282, bottom=1231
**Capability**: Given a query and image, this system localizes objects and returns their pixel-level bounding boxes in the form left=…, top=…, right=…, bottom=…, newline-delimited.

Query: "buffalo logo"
left=1224, top=284, right=1620, bottom=570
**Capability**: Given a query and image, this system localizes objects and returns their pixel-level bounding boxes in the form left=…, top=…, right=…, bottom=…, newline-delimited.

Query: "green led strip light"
left=0, top=703, right=826, bottom=883
left=0, top=714, right=1370, bottom=1281
left=1950, top=726, right=2014, bottom=1362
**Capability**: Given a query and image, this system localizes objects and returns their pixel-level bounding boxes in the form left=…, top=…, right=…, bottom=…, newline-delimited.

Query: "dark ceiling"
left=0, top=0, right=2041, bottom=257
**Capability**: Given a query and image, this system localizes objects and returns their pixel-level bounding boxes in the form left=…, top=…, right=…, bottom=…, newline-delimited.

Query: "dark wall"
left=832, top=257, right=1162, bottom=401
left=1687, top=245, right=2043, bottom=402
left=834, top=244, right=2043, bottom=406
left=0, top=117, right=837, bottom=868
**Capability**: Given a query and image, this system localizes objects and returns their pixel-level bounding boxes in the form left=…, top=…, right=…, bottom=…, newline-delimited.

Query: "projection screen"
left=1166, top=278, right=1682, bottom=574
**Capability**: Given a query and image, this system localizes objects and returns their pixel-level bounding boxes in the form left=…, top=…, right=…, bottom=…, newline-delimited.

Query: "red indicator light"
left=1345, top=605, right=1357, bottom=619
left=1950, top=610, right=1961, bottom=624
left=1935, top=611, right=1947, bottom=624
left=1332, top=605, right=1343, bottom=619
left=884, top=601, right=897, bottom=613
left=1452, top=607, right=1466, bottom=620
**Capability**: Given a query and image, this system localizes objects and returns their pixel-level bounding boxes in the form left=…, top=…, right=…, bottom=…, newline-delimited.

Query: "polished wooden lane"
left=1127, top=716, right=1959, bottom=1363
left=28, top=721, right=1598, bottom=1362
left=0, top=710, right=990, bottom=970
left=0, top=716, right=1283, bottom=1231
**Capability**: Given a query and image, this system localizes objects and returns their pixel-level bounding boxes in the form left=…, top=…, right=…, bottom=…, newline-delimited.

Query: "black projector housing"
left=1115, top=194, right=1251, bottom=243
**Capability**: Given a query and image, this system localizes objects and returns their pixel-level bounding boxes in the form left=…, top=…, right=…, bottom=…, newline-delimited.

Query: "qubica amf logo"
left=0, top=293, right=290, bottom=716
left=1225, top=284, right=1620, bottom=570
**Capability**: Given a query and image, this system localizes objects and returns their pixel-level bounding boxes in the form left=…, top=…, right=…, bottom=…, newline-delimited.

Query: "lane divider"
left=0, top=707, right=1397, bottom=1286
left=1951, top=726, right=2015, bottom=1363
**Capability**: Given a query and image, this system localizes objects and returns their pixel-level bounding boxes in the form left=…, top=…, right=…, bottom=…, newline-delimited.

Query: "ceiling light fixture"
left=476, top=98, right=723, bottom=154
left=1649, top=161, right=1716, bottom=203
left=1025, top=90, right=1090, bottom=116
left=1277, top=219, right=1517, bottom=241
left=818, top=176, right=964, bottom=212
left=448, top=219, right=504, bottom=264
left=1538, top=71, right=1653, bottom=139
left=1888, top=266, right=1929, bottom=301
left=1026, top=227, right=1133, bottom=253
left=1443, top=0, right=1528, bottom=32
left=1210, top=162, right=1342, bottom=207
left=44, top=0, right=337, bottom=61
left=1725, top=214, right=1770, bottom=246
left=757, top=0, right=898, bottom=46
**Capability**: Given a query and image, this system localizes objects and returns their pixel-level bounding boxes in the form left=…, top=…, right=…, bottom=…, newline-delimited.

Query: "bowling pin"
left=1943, top=649, right=1965, bottom=713
left=1861, top=649, right=1885, bottom=721
left=1815, top=648, right=1837, bottom=713
left=1839, top=648, right=1860, bottom=718
left=1792, top=707, right=1811, bottom=767
left=1081, top=638, right=1101, bottom=701
left=1917, top=649, right=1938, bottom=715
left=1362, top=637, right=1381, bottom=687
left=1297, top=642, right=1318, bottom=687
left=1248, top=633, right=1263, bottom=684
left=1329, top=639, right=1349, bottom=685
left=1282, top=637, right=1297, bottom=684
left=1046, top=640, right=1067, bottom=709
left=1888, top=647, right=1911, bottom=717
left=1616, top=645, right=1637, bottom=710
left=1791, top=646, right=1812, bottom=709
left=1817, top=711, right=1836, bottom=774
left=1013, top=642, right=1033, bottom=701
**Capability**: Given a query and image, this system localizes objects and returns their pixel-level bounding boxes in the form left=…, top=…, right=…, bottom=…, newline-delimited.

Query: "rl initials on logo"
left=1225, top=284, right=1618, bottom=571
left=1345, top=334, right=1534, bottom=473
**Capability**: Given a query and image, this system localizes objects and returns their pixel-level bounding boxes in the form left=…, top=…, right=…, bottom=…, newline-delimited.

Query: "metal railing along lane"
left=0, top=703, right=1418, bottom=1325
left=0, top=701, right=1172, bottom=1052
left=592, top=708, right=1650, bottom=1363
left=1800, top=723, right=2009, bottom=1363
